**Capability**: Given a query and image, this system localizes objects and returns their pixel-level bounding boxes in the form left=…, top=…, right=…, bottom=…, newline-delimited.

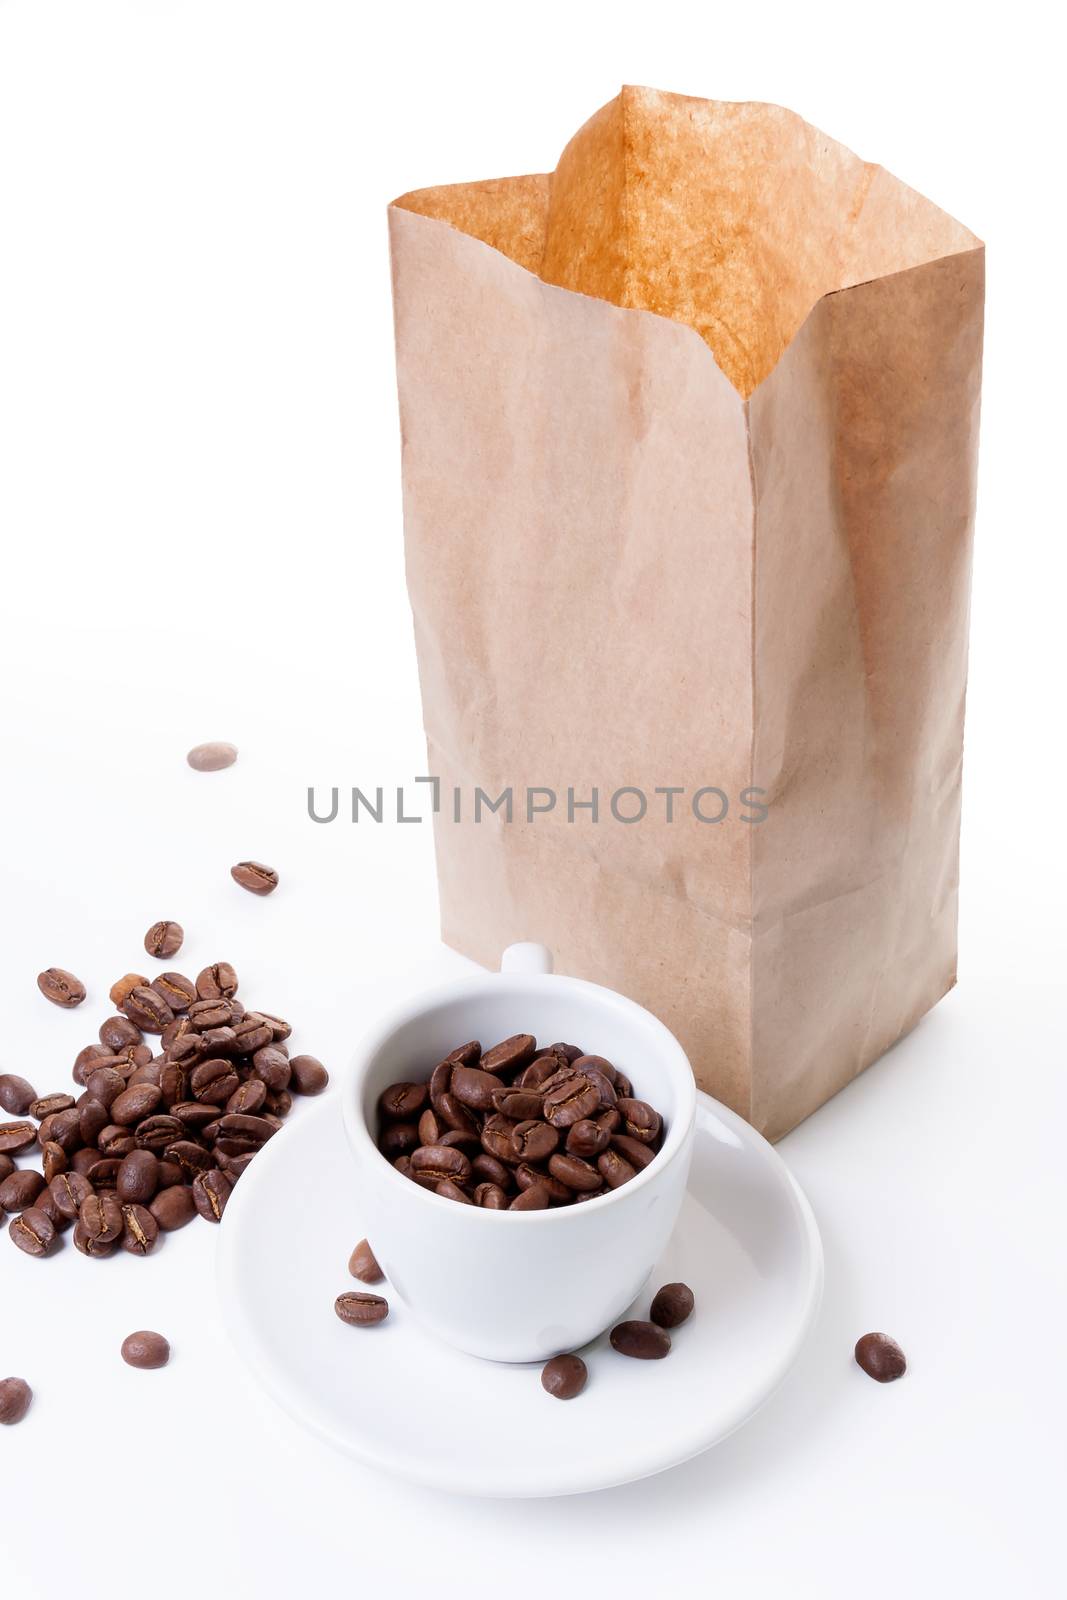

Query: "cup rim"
left=342, top=969, right=697, bottom=1225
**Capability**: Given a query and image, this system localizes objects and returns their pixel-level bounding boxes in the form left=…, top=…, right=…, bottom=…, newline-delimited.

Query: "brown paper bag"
left=388, top=87, right=984, bottom=1139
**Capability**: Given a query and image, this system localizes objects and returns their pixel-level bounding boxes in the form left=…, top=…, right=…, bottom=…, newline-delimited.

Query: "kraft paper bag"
left=388, top=87, right=984, bottom=1140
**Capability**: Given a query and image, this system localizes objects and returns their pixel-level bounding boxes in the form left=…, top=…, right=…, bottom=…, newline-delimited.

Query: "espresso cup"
left=341, top=943, right=696, bottom=1362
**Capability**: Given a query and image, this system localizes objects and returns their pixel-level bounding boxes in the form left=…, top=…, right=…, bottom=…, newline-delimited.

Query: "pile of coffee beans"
left=3, top=942, right=328, bottom=1260
left=376, top=1035, right=665, bottom=1209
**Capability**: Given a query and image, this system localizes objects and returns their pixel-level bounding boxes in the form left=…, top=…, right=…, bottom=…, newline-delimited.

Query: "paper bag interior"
left=394, top=86, right=978, bottom=396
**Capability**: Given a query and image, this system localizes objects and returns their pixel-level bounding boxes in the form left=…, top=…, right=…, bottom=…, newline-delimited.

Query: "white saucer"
left=217, top=1093, right=822, bottom=1497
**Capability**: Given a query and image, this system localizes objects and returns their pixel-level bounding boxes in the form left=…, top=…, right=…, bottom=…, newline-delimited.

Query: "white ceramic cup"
left=341, top=943, right=697, bottom=1362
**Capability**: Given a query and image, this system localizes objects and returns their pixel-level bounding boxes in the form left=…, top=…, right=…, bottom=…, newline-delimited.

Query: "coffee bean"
left=613, top=1072, right=634, bottom=1098
left=334, top=1292, right=388, bottom=1326
left=116, top=1150, right=160, bottom=1204
left=518, top=1055, right=566, bottom=1090
left=511, top=1120, right=558, bottom=1162
left=251, top=1046, right=290, bottom=1092
left=85, top=1066, right=125, bottom=1108
left=199, top=1026, right=238, bottom=1057
left=0, top=1075, right=37, bottom=1116
left=70, top=1148, right=100, bottom=1176
left=121, top=1331, right=170, bottom=1368
left=134, top=1115, right=183, bottom=1151
left=289, top=1054, right=328, bottom=1094
left=80, top=1193, right=123, bottom=1245
left=609, top=1320, right=671, bottom=1359
left=122, top=986, right=174, bottom=1034
left=86, top=1157, right=122, bottom=1189
left=99, top=1015, right=142, bottom=1053
left=215, top=1113, right=277, bottom=1145
left=29, top=1092, right=75, bottom=1120
left=144, top=920, right=184, bottom=959
left=543, top=1075, right=601, bottom=1129
left=597, top=1148, right=637, bottom=1189
left=541, top=1354, right=587, bottom=1399
left=584, top=1067, right=618, bottom=1110
left=379, top=1081, right=428, bottom=1120
left=109, top=973, right=147, bottom=1008
left=617, top=1099, right=661, bottom=1144
left=195, top=961, right=239, bottom=1000
left=191, top=1168, right=231, bottom=1222
left=492, top=1088, right=544, bottom=1121
left=509, top=1184, right=549, bottom=1210
left=41, top=1141, right=68, bottom=1183
left=96, top=1125, right=136, bottom=1157
left=410, top=1144, right=471, bottom=1188
left=549, top=1043, right=585, bottom=1064
left=436, top=1179, right=473, bottom=1203
left=450, top=1066, right=504, bottom=1111
left=152, top=972, right=197, bottom=1012
left=72, top=1220, right=116, bottom=1257
left=230, top=861, right=278, bottom=895
left=164, top=1140, right=214, bottom=1179
left=348, top=1239, right=384, bottom=1283
left=437, top=1128, right=479, bottom=1151
left=10, top=1207, right=57, bottom=1257
left=50, top=1171, right=92, bottom=1220
left=226, top=1079, right=267, bottom=1115
left=110, top=1084, right=163, bottom=1126
left=190, top=1058, right=240, bottom=1106
left=122, top=1204, right=160, bottom=1255
left=428, top=1060, right=453, bottom=1115
left=0, top=1154, right=14, bottom=1184
left=77, top=1099, right=108, bottom=1147
left=480, top=1034, right=536, bottom=1075
left=548, top=1152, right=603, bottom=1192
left=474, top=1182, right=508, bottom=1208
left=150, top=1185, right=197, bottom=1231
left=0, top=1122, right=37, bottom=1155
left=516, top=1162, right=571, bottom=1203
left=610, top=1133, right=656, bottom=1170
left=187, top=741, right=237, bottom=771
left=417, top=1107, right=443, bottom=1145
left=233, top=1014, right=272, bottom=1054
left=480, top=1115, right=520, bottom=1165
left=37, top=968, right=86, bottom=1008
left=854, top=1332, right=907, bottom=1382
left=0, top=1377, right=32, bottom=1425
left=469, top=1153, right=511, bottom=1189
left=565, top=1118, right=610, bottom=1158
left=0, top=1170, right=46, bottom=1212
left=650, top=1282, right=695, bottom=1329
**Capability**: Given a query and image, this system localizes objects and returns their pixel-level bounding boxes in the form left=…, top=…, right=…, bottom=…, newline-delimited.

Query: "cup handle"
left=500, top=942, right=554, bottom=976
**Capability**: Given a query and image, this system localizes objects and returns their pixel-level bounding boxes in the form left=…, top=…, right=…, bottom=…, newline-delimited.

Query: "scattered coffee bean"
left=541, top=1353, right=587, bottom=1399
left=191, top=1168, right=231, bottom=1222
left=187, top=741, right=238, bottom=771
left=854, top=1332, right=907, bottom=1382
left=121, top=1331, right=170, bottom=1369
left=150, top=1185, right=198, bottom=1231
left=121, top=985, right=173, bottom=1034
left=231, top=861, right=279, bottom=895
left=0, top=1154, right=14, bottom=1184
left=122, top=1203, right=160, bottom=1255
left=50, top=1171, right=92, bottom=1220
left=152, top=972, right=197, bottom=1011
left=41, top=1141, right=67, bottom=1182
left=650, top=1282, right=695, bottom=1329
left=37, top=968, right=86, bottom=1008
left=80, top=1192, right=123, bottom=1246
left=0, top=1376, right=32, bottom=1424
left=195, top=961, right=239, bottom=1000
left=289, top=1054, right=329, bottom=1094
left=99, top=1015, right=142, bottom=1052
left=9, top=1207, right=57, bottom=1257
left=29, top=1092, right=75, bottom=1120
left=0, top=1075, right=38, bottom=1115
left=349, top=1238, right=384, bottom=1283
left=145, top=920, right=184, bottom=959
left=109, top=973, right=147, bottom=1008
left=117, top=1150, right=160, bottom=1204
left=0, top=1122, right=37, bottom=1155
left=609, top=1320, right=672, bottom=1359
left=1, top=1170, right=46, bottom=1212
left=335, top=1292, right=389, bottom=1326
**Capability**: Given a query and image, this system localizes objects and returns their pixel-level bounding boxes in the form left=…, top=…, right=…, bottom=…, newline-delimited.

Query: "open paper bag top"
left=394, top=86, right=979, bottom=396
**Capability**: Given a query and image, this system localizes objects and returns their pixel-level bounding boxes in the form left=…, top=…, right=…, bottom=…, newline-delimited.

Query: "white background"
left=0, top=1, right=1063, bottom=1594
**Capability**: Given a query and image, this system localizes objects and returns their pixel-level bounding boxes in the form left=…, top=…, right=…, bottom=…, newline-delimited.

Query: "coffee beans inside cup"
left=376, top=1035, right=665, bottom=1209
